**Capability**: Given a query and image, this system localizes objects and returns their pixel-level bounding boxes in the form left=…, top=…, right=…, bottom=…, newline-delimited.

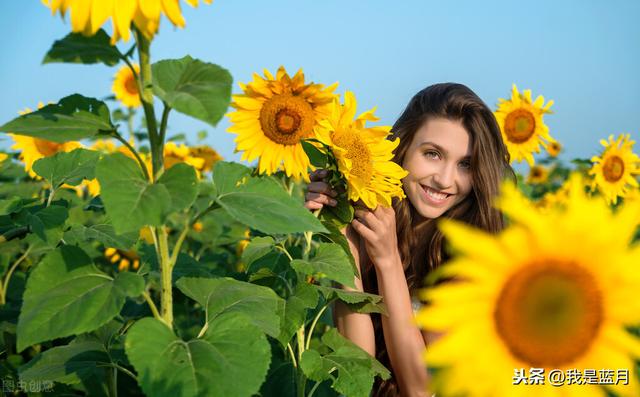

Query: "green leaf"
left=317, top=221, right=357, bottom=276
left=277, top=283, right=318, bottom=346
left=176, top=277, right=283, bottom=338
left=152, top=56, right=232, bottom=127
left=157, top=163, right=198, bottom=213
left=17, top=246, right=144, bottom=352
left=300, top=329, right=390, bottom=397
left=19, top=338, right=111, bottom=385
left=241, top=236, right=276, bottom=267
left=32, top=148, right=100, bottom=188
left=63, top=223, right=138, bottom=250
left=43, top=30, right=123, bottom=66
left=0, top=197, right=23, bottom=215
left=211, top=161, right=252, bottom=196
left=125, top=316, right=271, bottom=397
left=96, top=153, right=171, bottom=233
left=0, top=94, right=113, bottom=143
left=314, top=285, right=386, bottom=315
left=216, top=175, right=327, bottom=235
left=291, top=243, right=356, bottom=288
left=301, top=140, right=328, bottom=168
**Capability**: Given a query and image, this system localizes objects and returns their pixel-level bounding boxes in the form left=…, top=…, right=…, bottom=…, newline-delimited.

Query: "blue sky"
left=0, top=1, right=638, bottom=171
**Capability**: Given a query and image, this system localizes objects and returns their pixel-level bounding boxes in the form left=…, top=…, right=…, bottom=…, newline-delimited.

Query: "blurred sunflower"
left=164, top=141, right=205, bottom=171
left=104, top=247, right=140, bottom=271
left=417, top=175, right=640, bottom=397
left=494, top=84, right=555, bottom=166
left=112, top=64, right=141, bottom=108
left=8, top=103, right=83, bottom=178
left=534, top=178, right=573, bottom=212
left=189, top=145, right=223, bottom=172
left=236, top=229, right=251, bottom=272
left=0, top=153, right=8, bottom=163
left=227, top=66, right=338, bottom=180
left=527, top=165, right=549, bottom=184
left=42, top=0, right=213, bottom=43
left=546, top=141, right=562, bottom=157
left=589, top=134, right=640, bottom=205
left=192, top=221, right=203, bottom=232
left=315, top=92, right=408, bottom=209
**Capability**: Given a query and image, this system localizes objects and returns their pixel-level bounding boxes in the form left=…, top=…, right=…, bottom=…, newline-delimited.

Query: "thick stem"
left=142, top=290, right=161, bottom=321
left=133, top=28, right=162, bottom=180
left=296, top=326, right=307, bottom=397
left=157, top=227, right=173, bottom=327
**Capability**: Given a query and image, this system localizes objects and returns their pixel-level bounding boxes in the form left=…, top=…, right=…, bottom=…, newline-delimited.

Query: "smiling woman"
left=306, top=83, right=516, bottom=396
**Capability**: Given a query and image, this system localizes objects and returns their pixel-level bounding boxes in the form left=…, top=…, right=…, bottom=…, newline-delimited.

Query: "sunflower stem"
left=133, top=28, right=162, bottom=181
left=296, top=326, right=307, bottom=397
left=156, top=226, right=173, bottom=327
left=0, top=246, right=31, bottom=305
left=111, top=130, right=150, bottom=181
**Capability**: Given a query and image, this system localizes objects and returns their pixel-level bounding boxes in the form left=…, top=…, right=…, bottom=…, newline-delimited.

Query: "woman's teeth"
left=423, top=186, right=450, bottom=200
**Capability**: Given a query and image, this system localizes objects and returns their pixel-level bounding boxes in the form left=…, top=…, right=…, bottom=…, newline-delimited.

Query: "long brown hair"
left=363, top=83, right=515, bottom=396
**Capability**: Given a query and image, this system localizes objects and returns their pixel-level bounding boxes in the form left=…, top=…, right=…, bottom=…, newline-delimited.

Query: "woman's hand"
left=351, top=206, right=401, bottom=271
left=304, top=169, right=338, bottom=210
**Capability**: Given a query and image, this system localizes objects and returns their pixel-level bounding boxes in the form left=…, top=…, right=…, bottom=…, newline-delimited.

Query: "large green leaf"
left=96, top=153, right=171, bottom=234
left=211, top=161, right=252, bottom=196
left=19, top=337, right=111, bottom=385
left=216, top=175, right=327, bottom=235
left=64, top=223, right=138, bottom=250
left=314, top=285, right=387, bottom=315
left=241, top=236, right=276, bottom=267
left=17, top=246, right=144, bottom=352
left=0, top=94, right=113, bottom=142
left=176, top=277, right=283, bottom=338
left=277, top=283, right=318, bottom=346
left=152, top=56, right=232, bottom=127
left=43, top=30, right=123, bottom=66
left=300, top=328, right=390, bottom=397
left=32, top=148, right=100, bottom=188
left=125, top=316, right=271, bottom=397
left=157, top=163, right=198, bottom=213
left=291, top=243, right=356, bottom=288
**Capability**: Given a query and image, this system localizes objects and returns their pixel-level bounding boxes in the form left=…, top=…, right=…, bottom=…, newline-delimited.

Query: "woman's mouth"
left=420, top=185, right=453, bottom=206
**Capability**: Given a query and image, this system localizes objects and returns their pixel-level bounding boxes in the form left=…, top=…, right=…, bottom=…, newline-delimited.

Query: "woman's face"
left=401, top=118, right=473, bottom=219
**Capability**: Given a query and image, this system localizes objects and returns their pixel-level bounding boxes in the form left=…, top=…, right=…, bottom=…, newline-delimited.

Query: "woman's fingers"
left=309, top=169, right=330, bottom=182
left=307, top=181, right=337, bottom=196
left=304, top=200, right=324, bottom=210
left=354, top=209, right=380, bottom=230
left=351, top=218, right=376, bottom=242
left=305, top=192, right=337, bottom=207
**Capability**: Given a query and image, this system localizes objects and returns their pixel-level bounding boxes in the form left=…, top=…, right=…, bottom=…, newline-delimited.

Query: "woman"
left=305, top=83, right=515, bottom=396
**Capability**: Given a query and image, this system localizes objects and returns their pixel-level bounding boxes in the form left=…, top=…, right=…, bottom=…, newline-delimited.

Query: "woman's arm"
left=351, top=207, right=431, bottom=397
left=333, top=225, right=376, bottom=357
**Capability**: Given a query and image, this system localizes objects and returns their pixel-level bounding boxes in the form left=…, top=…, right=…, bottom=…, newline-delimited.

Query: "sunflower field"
left=0, top=2, right=639, bottom=397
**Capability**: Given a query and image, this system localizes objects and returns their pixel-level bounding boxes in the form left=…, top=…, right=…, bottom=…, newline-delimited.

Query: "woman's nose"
left=432, top=162, right=456, bottom=190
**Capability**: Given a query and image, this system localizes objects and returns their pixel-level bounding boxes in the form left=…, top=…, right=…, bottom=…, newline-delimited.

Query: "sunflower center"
left=334, top=130, right=373, bottom=181
left=602, top=155, right=625, bottom=183
left=494, top=260, right=603, bottom=368
left=124, top=74, right=139, bottom=96
left=259, top=94, right=314, bottom=145
left=34, top=138, right=62, bottom=156
left=504, top=109, right=536, bottom=143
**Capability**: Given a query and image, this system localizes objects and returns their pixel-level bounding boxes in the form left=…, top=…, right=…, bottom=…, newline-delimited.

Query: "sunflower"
left=0, top=153, right=8, bottom=163
left=546, top=141, right=562, bottom=157
left=9, top=104, right=83, bottom=178
left=527, top=164, right=549, bottom=185
left=192, top=221, right=203, bottom=232
left=494, top=84, right=555, bottom=166
left=42, top=0, right=213, bottom=44
left=163, top=141, right=205, bottom=172
left=534, top=177, right=573, bottom=212
left=227, top=66, right=338, bottom=181
left=104, top=247, right=140, bottom=271
left=416, top=175, right=640, bottom=397
left=113, top=64, right=141, bottom=108
left=315, top=92, right=408, bottom=209
left=589, top=134, right=640, bottom=205
left=189, top=145, right=223, bottom=172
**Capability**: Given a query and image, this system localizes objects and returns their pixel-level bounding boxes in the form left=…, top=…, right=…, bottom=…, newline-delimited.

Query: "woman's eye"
left=459, top=161, right=471, bottom=170
left=423, top=150, right=439, bottom=159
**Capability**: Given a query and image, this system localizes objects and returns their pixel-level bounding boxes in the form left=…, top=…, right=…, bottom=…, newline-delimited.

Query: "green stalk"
left=157, top=227, right=173, bottom=327
left=296, top=326, right=307, bottom=397
left=133, top=28, right=162, bottom=180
